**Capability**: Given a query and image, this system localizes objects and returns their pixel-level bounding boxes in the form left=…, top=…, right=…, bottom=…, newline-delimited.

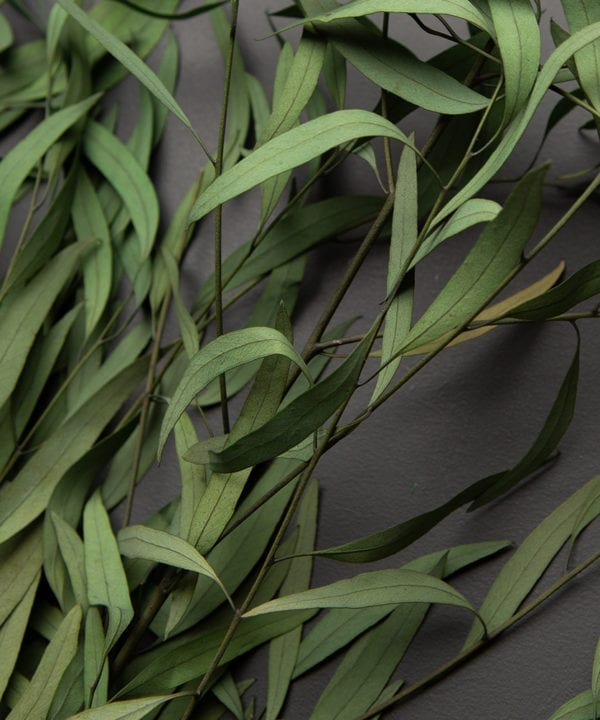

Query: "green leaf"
left=464, top=474, right=600, bottom=648
left=469, top=336, right=580, bottom=509
left=84, top=607, right=108, bottom=708
left=371, top=141, right=416, bottom=402
left=72, top=169, right=112, bottom=337
left=83, top=120, right=159, bottom=260
left=84, top=492, right=133, bottom=653
left=161, top=248, right=199, bottom=359
left=593, top=637, right=600, bottom=715
left=208, top=327, right=377, bottom=473
left=432, top=20, right=600, bottom=225
left=0, top=11, right=13, bottom=53
left=0, top=94, right=99, bottom=248
left=488, top=0, right=541, bottom=123
left=243, top=569, right=480, bottom=622
left=158, top=328, right=311, bottom=458
left=118, top=525, right=232, bottom=604
left=0, top=241, right=89, bottom=410
left=175, top=413, right=206, bottom=540
left=399, top=165, right=547, bottom=355
left=68, top=695, right=177, bottom=720
left=0, top=572, right=39, bottom=701
left=57, top=0, right=202, bottom=143
left=6, top=604, right=82, bottom=720
left=52, top=512, right=88, bottom=610
left=190, top=110, right=415, bottom=221
left=548, top=690, right=596, bottom=720
left=561, top=0, right=600, bottom=110
left=0, top=525, right=43, bottom=625
left=212, top=673, right=244, bottom=720
left=326, top=23, right=489, bottom=115
left=0, top=359, right=148, bottom=544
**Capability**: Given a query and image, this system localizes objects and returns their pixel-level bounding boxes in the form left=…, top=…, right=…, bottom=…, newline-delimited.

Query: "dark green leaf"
left=68, top=695, right=178, bottom=720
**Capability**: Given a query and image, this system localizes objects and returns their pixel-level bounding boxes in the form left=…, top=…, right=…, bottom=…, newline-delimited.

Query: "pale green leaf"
left=0, top=359, right=148, bottom=544
left=6, top=604, right=82, bottom=720
left=158, top=328, right=311, bottom=458
left=464, top=474, right=600, bottom=648
left=190, top=110, right=415, bottom=222
left=84, top=492, right=133, bottom=652
left=83, top=120, right=159, bottom=260
left=562, top=0, right=600, bottom=110
left=118, top=525, right=232, bottom=605
left=0, top=94, right=99, bottom=248
left=548, top=690, right=596, bottom=720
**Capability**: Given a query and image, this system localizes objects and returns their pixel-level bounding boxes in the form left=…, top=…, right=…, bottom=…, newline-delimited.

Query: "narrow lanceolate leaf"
left=0, top=573, right=39, bottom=701
left=158, top=328, right=311, bottom=458
left=464, top=474, right=600, bottom=648
left=399, top=165, right=547, bottom=355
left=371, top=142, right=417, bottom=402
left=6, top=604, right=82, bottom=720
left=0, top=525, right=42, bottom=624
left=84, top=607, right=108, bottom=709
left=509, top=258, right=600, bottom=320
left=243, top=569, right=479, bottom=624
left=208, top=327, right=377, bottom=473
left=0, top=94, right=98, bottom=248
left=0, top=242, right=88, bottom=410
left=83, top=120, right=159, bottom=260
left=52, top=513, right=88, bottom=610
left=57, top=0, right=201, bottom=142
left=328, top=24, right=489, bottom=115
left=84, top=492, right=133, bottom=653
left=0, top=358, right=147, bottom=544
left=468, top=337, right=580, bottom=510
left=72, top=169, right=112, bottom=337
left=260, top=33, right=326, bottom=142
left=488, top=0, right=541, bottom=123
left=190, top=110, right=414, bottom=221
left=118, top=526, right=231, bottom=604
left=548, top=690, right=596, bottom=720
left=68, top=695, right=177, bottom=720
left=562, top=0, right=600, bottom=110
left=432, top=21, right=600, bottom=225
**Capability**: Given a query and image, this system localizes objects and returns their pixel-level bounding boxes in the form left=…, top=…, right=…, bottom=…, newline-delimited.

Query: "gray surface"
left=5, top=1, right=599, bottom=718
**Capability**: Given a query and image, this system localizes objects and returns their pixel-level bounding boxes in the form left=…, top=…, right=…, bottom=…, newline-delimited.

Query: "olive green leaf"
left=158, top=328, right=311, bottom=459
left=0, top=525, right=43, bottom=625
left=83, top=120, right=159, bottom=260
left=0, top=93, right=99, bottom=248
left=6, top=604, right=82, bottom=720
left=0, top=241, right=88, bottom=410
left=84, top=492, right=133, bottom=653
left=51, top=512, right=88, bottom=610
left=464, top=474, right=600, bottom=648
left=57, top=0, right=204, bottom=144
left=547, top=690, right=595, bottom=720
left=0, top=358, right=148, bottom=544
left=398, top=165, right=547, bottom=356
left=212, top=673, right=244, bottom=720
left=243, top=569, right=477, bottom=617
left=488, top=0, right=541, bottom=123
left=0, top=573, right=39, bottom=702
left=371, top=141, right=417, bottom=402
left=190, top=111, right=415, bottom=221
left=561, top=0, right=600, bottom=110
left=84, top=607, right=108, bottom=708
left=118, top=525, right=232, bottom=606
left=67, top=695, right=179, bottom=720
left=208, top=326, right=377, bottom=473
left=0, top=11, right=13, bottom=53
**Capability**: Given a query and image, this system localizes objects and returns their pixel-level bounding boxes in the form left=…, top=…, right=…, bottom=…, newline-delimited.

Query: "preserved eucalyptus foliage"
left=0, top=1, right=599, bottom=718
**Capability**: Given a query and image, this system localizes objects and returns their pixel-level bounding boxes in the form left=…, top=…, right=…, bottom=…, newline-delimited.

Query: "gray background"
left=5, top=1, right=600, bottom=718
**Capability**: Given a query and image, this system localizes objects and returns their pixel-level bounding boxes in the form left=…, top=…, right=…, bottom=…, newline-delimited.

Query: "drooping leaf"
left=398, top=165, right=547, bottom=355
left=118, top=525, right=231, bottom=604
left=0, top=94, right=99, bottom=248
left=0, top=241, right=89, bottom=410
left=158, top=328, right=311, bottom=459
left=464, top=474, right=600, bottom=648
left=561, top=0, right=600, bottom=110
left=83, top=120, right=159, bottom=260
left=84, top=492, right=133, bottom=653
left=189, top=111, right=415, bottom=221
left=6, top=604, right=82, bottom=720
left=0, top=358, right=148, bottom=544
left=488, top=0, right=541, bottom=123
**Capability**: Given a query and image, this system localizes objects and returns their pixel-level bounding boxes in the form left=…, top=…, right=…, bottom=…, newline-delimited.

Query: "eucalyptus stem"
left=213, top=0, right=240, bottom=435
left=352, top=546, right=600, bottom=720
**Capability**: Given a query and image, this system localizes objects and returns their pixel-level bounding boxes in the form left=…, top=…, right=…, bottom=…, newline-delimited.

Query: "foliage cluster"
left=1, top=0, right=600, bottom=718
